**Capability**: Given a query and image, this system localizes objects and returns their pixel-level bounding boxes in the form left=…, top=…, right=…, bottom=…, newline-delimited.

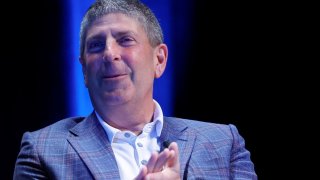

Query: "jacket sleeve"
left=229, top=124, right=257, bottom=179
left=13, top=132, right=48, bottom=180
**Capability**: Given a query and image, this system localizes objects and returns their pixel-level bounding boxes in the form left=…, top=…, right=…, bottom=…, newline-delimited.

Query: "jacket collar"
left=161, top=117, right=196, bottom=177
left=68, top=112, right=120, bottom=180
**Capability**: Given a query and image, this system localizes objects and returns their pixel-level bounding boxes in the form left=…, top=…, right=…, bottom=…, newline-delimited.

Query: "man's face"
left=80, top=13, right=165, bottom=107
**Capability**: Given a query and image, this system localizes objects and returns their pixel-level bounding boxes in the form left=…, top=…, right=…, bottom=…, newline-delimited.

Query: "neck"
left=96, top=98, right=155, bottom=135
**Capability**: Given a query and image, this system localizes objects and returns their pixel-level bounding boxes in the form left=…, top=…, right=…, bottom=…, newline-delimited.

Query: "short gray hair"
left=80, top=0, right=163, bottom=58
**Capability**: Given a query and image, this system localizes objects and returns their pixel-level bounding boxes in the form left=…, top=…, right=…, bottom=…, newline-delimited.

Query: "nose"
left=102, top=40, right=121, bottom=61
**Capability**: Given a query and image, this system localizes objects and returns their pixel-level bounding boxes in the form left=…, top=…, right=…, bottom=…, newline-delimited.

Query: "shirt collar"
left=153, top=99, right=164, bottom=137
left=96, top=99, right=164, bottom=143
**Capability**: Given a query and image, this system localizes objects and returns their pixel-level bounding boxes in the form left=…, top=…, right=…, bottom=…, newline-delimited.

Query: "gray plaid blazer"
left=14, top=113, right=257, bottom=179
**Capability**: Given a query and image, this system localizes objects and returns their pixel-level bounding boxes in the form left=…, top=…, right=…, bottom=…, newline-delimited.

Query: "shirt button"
left=124, top=133, right=131, bottom=138
left=137, top=142, right=143, bottom=147
left=141, top=160, right=148, bottom=165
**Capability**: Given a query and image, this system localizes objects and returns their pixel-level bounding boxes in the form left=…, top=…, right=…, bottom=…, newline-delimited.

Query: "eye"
left=118, top=36, right=135, bottom=46
left=87, top=41, right=105, bottom=53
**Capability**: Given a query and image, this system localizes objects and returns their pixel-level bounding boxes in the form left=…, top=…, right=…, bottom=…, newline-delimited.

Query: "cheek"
left=125, top=48, right=155, bottom=69
left=85, top=57, right=103, bottom=74
left=130, top=59, right=155, bottom=77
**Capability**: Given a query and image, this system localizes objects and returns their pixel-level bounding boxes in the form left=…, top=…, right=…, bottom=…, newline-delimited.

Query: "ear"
left=79, top=56, right=88, bottom=87
left=154, top=44, right=168, bottom=78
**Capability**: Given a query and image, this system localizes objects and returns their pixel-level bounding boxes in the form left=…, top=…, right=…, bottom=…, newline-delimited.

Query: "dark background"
left=1, top=1, right=308, bottom=179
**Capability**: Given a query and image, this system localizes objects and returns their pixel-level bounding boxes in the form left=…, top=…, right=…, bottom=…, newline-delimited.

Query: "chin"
left=102, top=89, right=133, bottom=106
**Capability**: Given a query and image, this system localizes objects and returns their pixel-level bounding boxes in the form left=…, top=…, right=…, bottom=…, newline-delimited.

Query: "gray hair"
left=80, top=0, right=163, bottom=58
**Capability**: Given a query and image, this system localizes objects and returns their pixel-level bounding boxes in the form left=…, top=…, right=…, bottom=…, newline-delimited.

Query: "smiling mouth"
left=103, top=74, right=127, bottom=80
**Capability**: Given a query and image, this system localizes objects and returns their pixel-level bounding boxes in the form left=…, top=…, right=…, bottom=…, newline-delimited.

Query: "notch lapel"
left=161, top=117, right=196, bottom=176
left=67, top=113, right=120, bottom=180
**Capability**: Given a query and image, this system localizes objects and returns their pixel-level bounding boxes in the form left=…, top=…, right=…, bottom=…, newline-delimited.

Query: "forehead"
left=86, top=13, right=144, bottom=35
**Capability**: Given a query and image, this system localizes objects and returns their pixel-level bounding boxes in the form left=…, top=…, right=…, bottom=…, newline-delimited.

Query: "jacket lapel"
left=161, top=117, right=196, bottom=176
left=67, top=113, right=120, bottom=180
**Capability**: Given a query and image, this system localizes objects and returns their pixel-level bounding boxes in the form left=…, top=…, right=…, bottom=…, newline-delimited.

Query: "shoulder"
left=164, top=116, right=240, bottom=141
left=34, top=116, right=85, bottom=133
left=22, top=116, right=86, bottom=142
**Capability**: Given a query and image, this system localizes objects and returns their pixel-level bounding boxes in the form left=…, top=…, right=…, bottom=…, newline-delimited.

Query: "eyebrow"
left=86, top=30, right=137, bottom=42
left=113, top=30, right=137, bottom=38
left=86, top=34, right=105, bottom=43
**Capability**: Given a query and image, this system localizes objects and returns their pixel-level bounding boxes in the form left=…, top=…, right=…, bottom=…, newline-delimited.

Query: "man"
left=14, top=0, right=257, bottom=179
